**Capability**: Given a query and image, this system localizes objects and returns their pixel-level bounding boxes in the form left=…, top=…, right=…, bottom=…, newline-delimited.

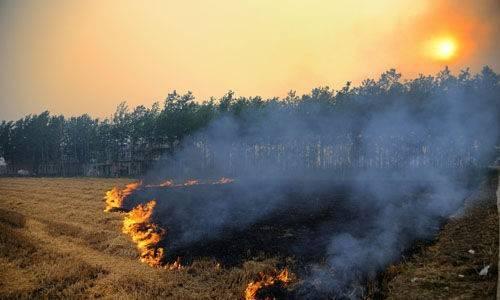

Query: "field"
left=0, top=178, right=286, bottom=299
left=0, top=176, right=497, bottom=299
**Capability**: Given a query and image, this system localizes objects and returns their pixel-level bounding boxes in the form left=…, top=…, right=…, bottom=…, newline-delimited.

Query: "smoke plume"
left=135, top=68, right=498, bottom=297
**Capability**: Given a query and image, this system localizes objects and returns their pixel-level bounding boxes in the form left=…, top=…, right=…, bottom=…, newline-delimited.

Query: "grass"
left=0, top=178, right=282, bottom=299
left=381, top=174, right=498, bottom=299
left=0, top=176, right=497, bottom=299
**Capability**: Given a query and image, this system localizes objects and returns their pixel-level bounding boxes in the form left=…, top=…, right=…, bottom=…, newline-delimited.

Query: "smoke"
left=137, top=69, right=498, bottom=297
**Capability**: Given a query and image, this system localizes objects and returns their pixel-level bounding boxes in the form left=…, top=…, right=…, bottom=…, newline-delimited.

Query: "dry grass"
left=0, top=178, right=282, bottom=299
left=382, top=174, right=498, bottom=299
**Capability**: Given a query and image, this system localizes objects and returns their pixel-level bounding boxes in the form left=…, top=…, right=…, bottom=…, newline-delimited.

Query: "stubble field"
left=0, top=176, right=497, bottom=299
left=0, top=177, right=285, bottom=299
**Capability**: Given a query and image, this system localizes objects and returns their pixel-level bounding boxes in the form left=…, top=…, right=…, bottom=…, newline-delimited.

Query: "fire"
left=142, top=177, right=234, bottom=189
left=122, top=200, right=166, bottom=267
left=183, top=179, right=199, bottom=186
left=103, top=181, right=188, bottom=269
left=103, top=181, right=141, bottom=212
left=144, top=179, right=174, bottom=188
left=159, top=179, right=174, bottom=187
left=215, top=177, right=234, bottom=184
left=244, top=269, right=291, bottom=300
left=104, top=176, right=235, bottom=268
left=168, top=257, right=183, bottom=270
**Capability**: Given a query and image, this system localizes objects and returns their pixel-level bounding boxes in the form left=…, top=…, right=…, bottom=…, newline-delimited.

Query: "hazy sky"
left=1, top=0, right=499, bottom=120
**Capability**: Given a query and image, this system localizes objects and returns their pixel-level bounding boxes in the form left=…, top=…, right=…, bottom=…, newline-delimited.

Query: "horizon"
left=1, top=0, right=499, bottom=120
left=0, top=65, right=497, bottom=122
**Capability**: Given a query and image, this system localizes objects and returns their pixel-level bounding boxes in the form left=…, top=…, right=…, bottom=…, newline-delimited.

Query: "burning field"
left=100, top=173, right=500, bottom=299
left=0, top=177, right=301, bottom=299
left=1, top=173, right=495, bottom=299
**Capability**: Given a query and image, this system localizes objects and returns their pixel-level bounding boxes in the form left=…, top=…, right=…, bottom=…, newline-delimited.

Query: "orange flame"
left=183, top=179, right=199, bottom=186
left=215, top=177, right=234, bottom=184
left=159, top=179, right=174, bottom=187
left=104, top=181, right=141, bottom=212
left=122, top=200, right=166, bottom=267
left=245, top=269, right=291, bottom=300
left=168, top=257, right=183, bottom=270
left=142, top=177, right=234, bottom=189
left=144, top=179, right=174, bottom=188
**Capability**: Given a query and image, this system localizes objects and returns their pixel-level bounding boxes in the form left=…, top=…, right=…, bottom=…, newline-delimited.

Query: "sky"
left=0, top=0, right=499, bottom=120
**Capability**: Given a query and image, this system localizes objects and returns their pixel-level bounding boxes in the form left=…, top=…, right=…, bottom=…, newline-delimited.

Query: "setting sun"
left=436, top=38, right=457, bottom=59
left=428, top=37, right=459, bottom=61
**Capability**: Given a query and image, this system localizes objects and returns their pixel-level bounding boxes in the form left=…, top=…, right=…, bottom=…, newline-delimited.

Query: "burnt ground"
left=132, top=180, right=412, bottom=267
left=380, top=172, right=498, bottom=299
left=129, top=177, right=489, bottom=298
left=164, top=188, right=354, bottom=267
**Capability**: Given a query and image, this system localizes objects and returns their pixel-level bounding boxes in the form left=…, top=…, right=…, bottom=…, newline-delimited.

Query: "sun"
left=427, top=37, right=458, bottom=61
left=435, top=38, right=457, bottom=60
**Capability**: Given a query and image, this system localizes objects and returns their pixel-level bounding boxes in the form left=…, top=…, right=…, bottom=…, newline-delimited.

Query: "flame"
left=244, top=269, right=291, bottom=300
left=104, top=181, right=141, bottom=212
left=183, top=179, right=199, bottom=186
left=168, top=257, right=183, bottom=270
left=159, top=179, right=174, bottom=187
left=142, top=177, right=234, bottom=189
left=122, top=200, right=166, bottom=267
left=144, top=179, right=174, bottom=188
left=215, top=177, right=234, bottom=184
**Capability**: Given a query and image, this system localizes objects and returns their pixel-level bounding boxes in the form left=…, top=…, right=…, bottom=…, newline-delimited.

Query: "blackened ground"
left=131, top=180, right=353, bottom=266
left=129, top=178, right=456, bottom=298
left=124, top=175, right=495, bottom=299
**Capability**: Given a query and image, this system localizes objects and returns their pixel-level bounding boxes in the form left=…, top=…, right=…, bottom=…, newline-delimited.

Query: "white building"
left=0, top=157, right=6, bottom=175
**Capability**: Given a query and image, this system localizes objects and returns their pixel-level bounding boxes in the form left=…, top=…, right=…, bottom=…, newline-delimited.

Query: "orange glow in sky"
left=434, top=38, right=458, bottom=60
left=425, top=36, right=459, bottom=61
left=0, top=0, right=498, bottom=120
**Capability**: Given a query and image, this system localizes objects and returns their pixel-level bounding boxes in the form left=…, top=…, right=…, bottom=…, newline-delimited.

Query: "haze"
left=0, top=0, right=498, bottom=120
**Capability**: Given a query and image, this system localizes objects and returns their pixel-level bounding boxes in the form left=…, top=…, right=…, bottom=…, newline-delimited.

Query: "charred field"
left=0, top=174, right=497, bottom=299
left=129, top=179, right=432, bottom=268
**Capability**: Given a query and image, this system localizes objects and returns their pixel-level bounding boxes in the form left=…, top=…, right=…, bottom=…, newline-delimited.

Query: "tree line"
left=0, top=66, right=498, bottom=175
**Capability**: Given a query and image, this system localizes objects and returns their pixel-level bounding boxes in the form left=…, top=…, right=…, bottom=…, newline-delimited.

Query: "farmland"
left=0, top=178, right=285, bottom=299
left=0, top=176, right=497, bottom=299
